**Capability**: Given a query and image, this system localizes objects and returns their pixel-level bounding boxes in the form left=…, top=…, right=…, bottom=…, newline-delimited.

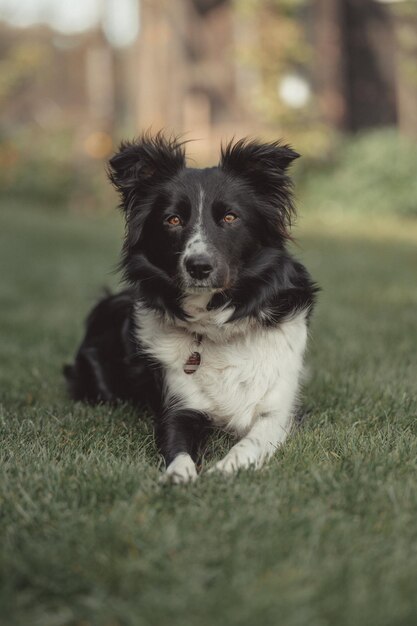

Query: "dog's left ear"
left=220, top=138, right=300, bottom=237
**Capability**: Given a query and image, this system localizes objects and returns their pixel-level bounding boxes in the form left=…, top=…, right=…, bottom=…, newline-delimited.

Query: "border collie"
left=64, top=133, right=318, bottom=483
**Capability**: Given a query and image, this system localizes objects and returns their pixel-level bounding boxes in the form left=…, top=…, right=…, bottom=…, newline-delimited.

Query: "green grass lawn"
left=1, top=201, right=416, bottom=626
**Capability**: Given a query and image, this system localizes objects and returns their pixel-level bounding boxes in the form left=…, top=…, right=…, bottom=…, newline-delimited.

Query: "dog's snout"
left=185, top=255, right=213, bottom=280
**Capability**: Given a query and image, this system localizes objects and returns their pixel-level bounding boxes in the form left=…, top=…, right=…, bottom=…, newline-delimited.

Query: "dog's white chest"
left=135, top=303, right=307, bottom=436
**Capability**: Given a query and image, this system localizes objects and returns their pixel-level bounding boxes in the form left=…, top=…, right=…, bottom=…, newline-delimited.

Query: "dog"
left=64, top=133, right=318, bottom=483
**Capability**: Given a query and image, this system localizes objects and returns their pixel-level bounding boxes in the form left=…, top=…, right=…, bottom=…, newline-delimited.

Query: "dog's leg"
left=156, top=409, right=209, bottom=484
left=208, top=318, right=307, bottom=476
left=208, top=409, right=293, bottom=475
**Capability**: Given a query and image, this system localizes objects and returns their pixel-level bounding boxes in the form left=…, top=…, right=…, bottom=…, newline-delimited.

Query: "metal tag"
left=183, top=351, right=201, bottom=374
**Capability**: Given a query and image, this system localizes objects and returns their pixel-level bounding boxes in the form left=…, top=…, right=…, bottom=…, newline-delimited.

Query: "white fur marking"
left=162, top=453, right=197, bottom=484
left=136, top=302, right=308, bottom=476
left=208, top=412, right=291, bottom=475
left=183, top=186, right=209, bottom=258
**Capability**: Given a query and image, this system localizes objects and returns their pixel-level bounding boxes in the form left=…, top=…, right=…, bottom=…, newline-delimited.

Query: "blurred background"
left=0, top=0, right=416, bottom=214
left=1, top=8, right=417, bottom=622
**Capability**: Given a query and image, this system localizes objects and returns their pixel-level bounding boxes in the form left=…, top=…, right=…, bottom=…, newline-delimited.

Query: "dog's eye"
left=223, top=213, right=238, bottom=224
left=166, top=215, right=182, bottom=227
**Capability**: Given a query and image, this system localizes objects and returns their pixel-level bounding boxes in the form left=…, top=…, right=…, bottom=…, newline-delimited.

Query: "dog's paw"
left=160, top=453, right=198, bottom=485
left=207, top=444, right=258, bottom=476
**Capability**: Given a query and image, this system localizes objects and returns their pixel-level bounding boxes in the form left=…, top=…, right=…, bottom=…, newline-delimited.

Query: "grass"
left=1, top=200, right=416, bottom=626
left=299, top=129, right=417, bottom=217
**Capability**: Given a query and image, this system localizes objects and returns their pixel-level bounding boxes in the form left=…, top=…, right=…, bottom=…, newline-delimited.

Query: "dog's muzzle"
left=180, top=252, right=228, bottom=292
left=185, top=254, right=213, bottom=281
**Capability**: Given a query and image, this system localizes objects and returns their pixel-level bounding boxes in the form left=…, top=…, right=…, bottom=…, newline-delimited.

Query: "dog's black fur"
left=64, top=133, right=318, bottom=471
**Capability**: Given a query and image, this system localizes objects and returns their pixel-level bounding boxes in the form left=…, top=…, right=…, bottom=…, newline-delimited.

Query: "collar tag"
left=184, top=351, right=201, bottom=374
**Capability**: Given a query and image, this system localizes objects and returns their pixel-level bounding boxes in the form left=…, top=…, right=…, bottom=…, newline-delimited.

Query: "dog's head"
left=108, top=133, right=299, bottom=316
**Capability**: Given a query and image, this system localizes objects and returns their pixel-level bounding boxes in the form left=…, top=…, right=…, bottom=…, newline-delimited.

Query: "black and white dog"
left=64, top=133, right=318, bottom=483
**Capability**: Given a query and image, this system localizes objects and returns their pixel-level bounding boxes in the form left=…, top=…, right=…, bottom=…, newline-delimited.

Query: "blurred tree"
left=136, top=0, right=241, bottom=160
left=313, top=0, right=398, bottom=131
left=236, top=0, right=409, bottom=137
left=389, top=1, right=417, bottom=136
left=312, top=0, right=347, bottom=130
left=235, top=0, right=315, bottom=128
left=0, top=32, right=52, bottom=124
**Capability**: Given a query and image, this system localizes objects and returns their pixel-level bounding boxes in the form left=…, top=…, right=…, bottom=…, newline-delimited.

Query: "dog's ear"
left=108, top=132, right=186, bottom=211
left=220, top=138, right=300, bottom=238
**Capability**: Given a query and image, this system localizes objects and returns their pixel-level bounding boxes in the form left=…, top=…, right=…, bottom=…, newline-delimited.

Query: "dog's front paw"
left=208, top=443, right=259, bottom=476
left=160, top=453, right=198, bottom=485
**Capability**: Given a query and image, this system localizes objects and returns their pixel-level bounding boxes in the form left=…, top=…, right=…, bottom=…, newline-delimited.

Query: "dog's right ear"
left=108, top=133, right=186, bottom=211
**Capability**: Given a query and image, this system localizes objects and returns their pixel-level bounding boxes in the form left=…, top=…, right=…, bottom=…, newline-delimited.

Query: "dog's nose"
left=185, top=255, right=213, bottom=280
